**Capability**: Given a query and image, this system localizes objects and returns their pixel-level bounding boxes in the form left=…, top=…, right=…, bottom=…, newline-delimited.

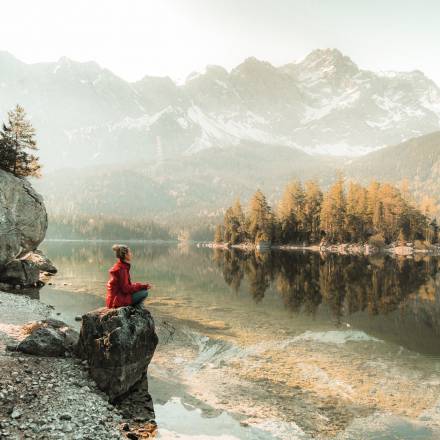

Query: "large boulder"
left=76, top=306, right=158, bottom=402
left=0, top=170, right=47, bottom=267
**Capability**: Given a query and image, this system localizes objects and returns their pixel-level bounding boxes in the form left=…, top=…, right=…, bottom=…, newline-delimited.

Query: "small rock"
left=62, top=423, right=73, bottom=433
left=59, top=414, right=71, bottom=421
left=11, top=409, right=21, bottom=419
left=74, top=316, right=82, bottom=322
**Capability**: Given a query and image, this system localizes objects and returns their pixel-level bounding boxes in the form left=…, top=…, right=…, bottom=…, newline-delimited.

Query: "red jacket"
left=106, top=260, right=150, bottom=308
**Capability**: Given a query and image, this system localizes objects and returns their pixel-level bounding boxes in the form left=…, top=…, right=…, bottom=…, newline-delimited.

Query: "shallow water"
left=153, top=397, right=302, bottom=440
left=37, top=241, right=440, bottom=439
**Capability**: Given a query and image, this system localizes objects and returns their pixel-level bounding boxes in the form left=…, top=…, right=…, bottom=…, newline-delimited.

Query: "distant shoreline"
left=43, top=238, right=179, bottom=244
left=199, top=242, right=440, bottom=256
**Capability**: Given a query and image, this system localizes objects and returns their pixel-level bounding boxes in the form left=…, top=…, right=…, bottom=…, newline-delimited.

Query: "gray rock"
left=17, top=320, right=79, bottom=357
left=11, top=409, right=21, bottom=419
left=0, top=259, right=40, bottom=286
left=18, top=327, right=65, bottom=357
left=0, top=170, right=47, bottom=267
left=22, top=250, right=57, bottom=274
left=59, top=414, right=71, bottom=421
left=76, top=306, right=158, bottom=402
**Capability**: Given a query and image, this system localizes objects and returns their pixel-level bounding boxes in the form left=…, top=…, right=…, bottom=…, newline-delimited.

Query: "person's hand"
left=146, top=283, right=154, bottom=290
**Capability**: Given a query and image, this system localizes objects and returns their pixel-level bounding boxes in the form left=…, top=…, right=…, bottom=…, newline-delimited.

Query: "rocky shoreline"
left=0, top=292, right=159, bottom=440
left=200, top=241, right=440, bottom=256
left=0, top=292, right=124, bottom=439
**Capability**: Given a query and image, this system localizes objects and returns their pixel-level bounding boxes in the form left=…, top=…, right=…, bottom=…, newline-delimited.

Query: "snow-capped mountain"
left=1, top=48, right=439, bottom=169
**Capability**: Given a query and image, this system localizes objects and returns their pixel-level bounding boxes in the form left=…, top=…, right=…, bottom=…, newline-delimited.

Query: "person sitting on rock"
left=106, top=244, right=152, bottom=308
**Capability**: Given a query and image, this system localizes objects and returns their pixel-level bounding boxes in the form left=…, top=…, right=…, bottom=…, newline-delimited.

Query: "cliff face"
left=0, top=169, right=48, bottom=284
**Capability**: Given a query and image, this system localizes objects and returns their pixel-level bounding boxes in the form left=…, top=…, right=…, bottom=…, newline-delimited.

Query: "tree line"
left=215, top=176, right=439, bottom=246
left=47, top=214, right=174, bottom=241
left=0, top=105, right=41, bottom=177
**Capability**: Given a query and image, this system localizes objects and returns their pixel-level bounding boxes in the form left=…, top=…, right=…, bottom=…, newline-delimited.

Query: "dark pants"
left=132, top=289, right=149, bottom=306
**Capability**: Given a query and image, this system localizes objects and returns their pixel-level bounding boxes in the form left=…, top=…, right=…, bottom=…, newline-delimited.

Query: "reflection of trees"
left=244, top=252, right=274, bottom=303
left=319, top=255, right=347, bottom=322
left=275, top=252, right=322, bottom=315
left=216, top=249, right=437, bottom=319
left=213, top=249, right=245, bottom=293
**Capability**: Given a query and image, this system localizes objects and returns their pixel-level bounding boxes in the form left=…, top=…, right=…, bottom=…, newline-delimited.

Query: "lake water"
left=38, top=241, right=440, bottom=439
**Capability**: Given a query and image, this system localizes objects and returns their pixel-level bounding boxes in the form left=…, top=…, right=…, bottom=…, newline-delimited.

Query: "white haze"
left=1, top=0, right=440, bottom=84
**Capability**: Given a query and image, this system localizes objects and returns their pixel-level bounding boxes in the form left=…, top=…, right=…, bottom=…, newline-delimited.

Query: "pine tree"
left=214, top=225, right=223, bottom=243
left=320, top=175, right=346, bottom=243
left=277, top=180, right=305, bottom=243
left=231, top=199, right=247, bottom=243
left=304, top=180, right=323, bottom=243
left=223, top=207, right=234, bottom=243
left=222, top=199, right=247, bottom=244
left=345, top=182, right=369, bottom=242
left=0, top=105, right=41, bottom=177
left=372, top=200, right=385, bottom=234
left=248, top=190, right=273, bottom=244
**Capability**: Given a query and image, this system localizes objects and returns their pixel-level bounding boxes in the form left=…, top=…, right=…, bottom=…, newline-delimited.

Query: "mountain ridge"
left=1, top=48, right=440, bottom=169
left=32, top=131, right=440, bottom=223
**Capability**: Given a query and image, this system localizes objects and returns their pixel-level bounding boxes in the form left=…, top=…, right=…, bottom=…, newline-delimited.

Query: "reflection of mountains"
left=214, top=250, right=440, bottom=353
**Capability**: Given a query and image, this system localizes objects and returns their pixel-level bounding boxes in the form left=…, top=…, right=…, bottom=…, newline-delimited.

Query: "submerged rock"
left=76, top=306, right=158, bottom=402
left=16, top=319, right=79, bottom=357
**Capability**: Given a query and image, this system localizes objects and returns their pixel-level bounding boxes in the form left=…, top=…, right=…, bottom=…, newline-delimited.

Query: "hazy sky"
left=1, top=0, right=440, bottom=84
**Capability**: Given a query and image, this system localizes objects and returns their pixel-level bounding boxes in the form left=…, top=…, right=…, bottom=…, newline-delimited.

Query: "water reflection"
left=213, top=249, right=440, bottom=355
left=213, top=249, right=437, bottom=318
left=36, top=241, right=440, bottom=438
left=39, top=241, right=440, bottom=356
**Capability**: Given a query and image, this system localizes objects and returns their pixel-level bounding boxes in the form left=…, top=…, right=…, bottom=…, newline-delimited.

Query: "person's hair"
left=112, top=244, right=130, bottom=261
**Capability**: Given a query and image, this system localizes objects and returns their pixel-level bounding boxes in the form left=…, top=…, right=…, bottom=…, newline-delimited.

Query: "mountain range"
left=1, top=48, right=440, bottom=170
left=32, top=131, right=440, bottom=224
left=1, top=49, right=439, bottom=224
